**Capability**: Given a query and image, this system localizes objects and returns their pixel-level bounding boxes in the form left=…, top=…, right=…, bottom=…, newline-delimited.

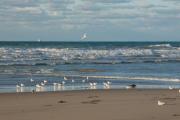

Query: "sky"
left=0, top=0, right=180, bottom=41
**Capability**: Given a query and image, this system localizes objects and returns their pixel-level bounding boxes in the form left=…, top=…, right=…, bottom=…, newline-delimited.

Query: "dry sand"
left=0, top=89, right=180, bottom=120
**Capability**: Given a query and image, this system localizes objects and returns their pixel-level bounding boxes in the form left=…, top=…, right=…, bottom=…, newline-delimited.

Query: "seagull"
left=103, top=82, right=110, bottom=88
left=72, top=79, right=75, bottom=83
left=53, top=83, right=58, bottom=86
left=103, top=83, right=110, bottom=89
left=126, top=84, right=136, bottom=89
left=20, top=83, right=24, bottom=87
left=64, top=76, right=68, bottom=81
left=40, top=82, right=45, bottom=86
left=58, top=83, right=63, bottom=86
left=81, top=33, right=87, bottom=40
left=62, top=81, right=66, bottom=84
left=169, top=86, right=173, bottom=90
left=179, top=89, right=180, bottom=93
left=158, top=100, right=165, bottom=106
left=89, top=82, right=93, bottom=86
left=107, top=81, right=111, bottom=85
left=82, top=79, right=86, bottom=83
left=36, top=84, right=41, bottom=88
left=16, top=85, right=20, bottom=88
left=89, top=82, right=97, bottom=86
left=30, top=78, right=34, bottom=82
left=86, top=76, right=89, bottom=80
left=43, top=80, right=47, bottom=83
left=93, top=82, right=97, bottom=86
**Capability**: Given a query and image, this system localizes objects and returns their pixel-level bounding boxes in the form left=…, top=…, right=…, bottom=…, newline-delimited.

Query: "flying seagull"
left=81, top=33, right=87, bottom=40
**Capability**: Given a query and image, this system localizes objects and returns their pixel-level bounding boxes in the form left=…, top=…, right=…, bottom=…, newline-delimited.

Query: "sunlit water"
left=0, top=41, right=180, bottom=93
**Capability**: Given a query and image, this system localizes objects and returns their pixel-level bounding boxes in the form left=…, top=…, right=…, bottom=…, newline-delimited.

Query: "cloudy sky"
left=0, top=0, right=180, bottom=41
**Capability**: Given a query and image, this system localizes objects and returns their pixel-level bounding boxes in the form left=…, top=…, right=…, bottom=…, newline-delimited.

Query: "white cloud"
left=14, top=6, right=42, bottom=14
left=0, top=0, right=179, bottom=32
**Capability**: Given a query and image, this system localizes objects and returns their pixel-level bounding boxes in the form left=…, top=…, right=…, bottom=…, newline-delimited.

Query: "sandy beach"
left=0, top=89, right=180, bottom=120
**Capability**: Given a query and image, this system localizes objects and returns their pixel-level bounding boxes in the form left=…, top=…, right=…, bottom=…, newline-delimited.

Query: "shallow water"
left=0, top=41, right=180, bottom=93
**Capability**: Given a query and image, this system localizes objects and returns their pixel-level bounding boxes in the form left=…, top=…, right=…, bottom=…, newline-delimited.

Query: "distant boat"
left=81, top=33, right=87, bottom=40
left=37, top=38, right=41, bottom=42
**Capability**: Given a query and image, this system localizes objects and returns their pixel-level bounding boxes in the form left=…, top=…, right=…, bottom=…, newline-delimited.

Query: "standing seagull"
left=158, top=100, right=165, bottom=106
left=30, top=78, right=34, bottom=82
left=81, top=33, right=87, bottom=40
left=168, top=86, right=173, bottom=90
left=64, top=76, right=68, bottom=81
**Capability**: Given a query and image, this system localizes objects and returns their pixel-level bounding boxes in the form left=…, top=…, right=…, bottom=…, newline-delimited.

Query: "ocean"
left=0, top=41, right=180, bottom=93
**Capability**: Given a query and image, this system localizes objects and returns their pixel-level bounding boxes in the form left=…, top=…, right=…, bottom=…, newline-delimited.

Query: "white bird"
left=36, top=84, right=41, bottom=88
left=16, top=85, right=20, bottom=88
left=103, top=82, right=107, bottom=86
left=82, top=79, right=86, bottom=83
left=30, top=78, right=34, bottom=82
left=58, top=83, right=63, bottom=86
left=62, top=81, right=66, bottom=84
left=179, top=89, right=180, bottom=93
left=86, top=76, right=89, bottom=80
left=169, top=86, right=173, bottom=90
left=126, top=84, right=136, bottom=89
left=72, top=79, right=75, bottom=83
left=20, top=83, right=24, bottom=87
left=103, top=82, right=110, bottom=89
left=43, top=80, right=47, bottom=83
left=64, top=77, right=68, bottom=80
left=89, top=82, right=97, bottom=86
left=89, top=82, right=93, bottom=86
left=126, top=86, right=131, bottom=89
left=40, top=82, right=45, bottom=86
left=107, top=81, right=111, bottom=85
left=53, top=83, right=58, bottom=86
left=158, top=100, right=165, bottom=106
left=93, top=82, right=97, bottom=86
left=81, top=33, right=87, bottom=40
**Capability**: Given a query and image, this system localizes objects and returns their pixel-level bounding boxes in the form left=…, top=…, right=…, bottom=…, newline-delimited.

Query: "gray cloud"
left=0, top=0, right=179, bottom=41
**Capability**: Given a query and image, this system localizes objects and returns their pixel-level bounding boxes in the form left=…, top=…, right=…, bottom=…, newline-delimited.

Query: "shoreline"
left=0, top=89, right=180, bottom=120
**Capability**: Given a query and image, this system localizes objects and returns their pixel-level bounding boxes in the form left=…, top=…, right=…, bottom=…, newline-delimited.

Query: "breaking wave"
left=0, top=43, right=180, bottom=65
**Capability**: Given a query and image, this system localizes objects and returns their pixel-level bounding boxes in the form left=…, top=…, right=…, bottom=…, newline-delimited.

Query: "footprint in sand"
left=88, top=95, right=99, bottom=99
left=162, top=97, right=176, bottom=101
left=44, top=104, right=53, bottom=107
left=58, top=100, right=67, bottom=104
left=81, top=99, right=101, bottom=104
left=172, top=114, right=180, bottom=117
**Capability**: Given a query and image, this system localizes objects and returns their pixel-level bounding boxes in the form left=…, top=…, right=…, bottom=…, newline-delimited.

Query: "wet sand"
left=0, top=89, right=180, bottom=120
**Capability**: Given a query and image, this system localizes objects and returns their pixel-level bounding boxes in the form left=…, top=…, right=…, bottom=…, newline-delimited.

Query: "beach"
left=0, top=89, right=180, bottom=120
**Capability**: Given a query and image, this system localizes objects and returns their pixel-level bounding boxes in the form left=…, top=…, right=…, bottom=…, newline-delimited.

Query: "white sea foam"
left=148, top=44, right=172, bottom=48
left=1, top=46, right=180, bottom=65
left=83, top=75, right=180, bottom=82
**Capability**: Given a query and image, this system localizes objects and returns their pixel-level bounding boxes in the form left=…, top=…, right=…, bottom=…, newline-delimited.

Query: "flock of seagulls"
left=16, top=76, right=114, bottom=92
left=16, top=76, right=141, bottom=92
left=16, top=77, right=180, bottom=107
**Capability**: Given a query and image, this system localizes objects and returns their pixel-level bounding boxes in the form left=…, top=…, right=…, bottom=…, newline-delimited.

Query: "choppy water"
left=0, top=41, right=180, bottom=93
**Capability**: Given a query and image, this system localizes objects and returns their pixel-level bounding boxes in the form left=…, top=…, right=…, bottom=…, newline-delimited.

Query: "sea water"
left=0, top=41, right=180, bottom=93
